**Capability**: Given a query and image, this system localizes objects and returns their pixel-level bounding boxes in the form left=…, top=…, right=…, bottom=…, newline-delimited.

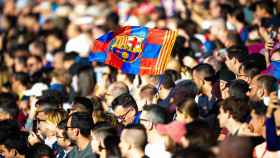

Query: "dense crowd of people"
left=0, top=0, right=280, bottom=158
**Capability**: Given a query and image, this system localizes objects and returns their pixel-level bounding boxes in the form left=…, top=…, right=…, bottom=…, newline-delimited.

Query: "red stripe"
left=105, top=51, right=123, bottom=69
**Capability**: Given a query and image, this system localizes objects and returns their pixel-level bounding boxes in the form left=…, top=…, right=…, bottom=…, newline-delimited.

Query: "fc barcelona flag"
left=89, top=26, right=177, bottom=75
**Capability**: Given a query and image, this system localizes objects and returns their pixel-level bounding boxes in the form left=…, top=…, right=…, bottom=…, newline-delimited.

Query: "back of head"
left=0, top=93, right=19, bottom=120
left=27, top=143, right=55, bottom=158
left=177, top=98, right=199, bottom=121
left=226, top=46, right=248, bottom=63
left=122, top=124, right=147, bottom=150
left=73, top=96, right=94, bottom=114
left=142, top=105, right=166, bottom=124
left=109, top=81, right=129, bottom=99
left=161, top=73, right=175, bottom=89
left=111, top=93, right=138, bottom=112
left=172, top=146, right=215, bottom=158
left=192, top=64, right=216, bottom=82
left=139, top=84, right=158, bottom=99
left=69, top=112, right=94, bottom=137
left=219, top=136, right=253, bottom=158
left=240, top=60, right=261, bottom=80
left=185, top=120, right=217, bottom=148
left=256, top=75, right=278, bottom=94
left=229, top=79, right=249, bottom=100
left=219, top=97, right=250, bottom=123
left=173, top=80, right=198, bottom=103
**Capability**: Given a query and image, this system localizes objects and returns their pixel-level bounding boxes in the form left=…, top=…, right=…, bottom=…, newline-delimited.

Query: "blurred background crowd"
left=1, top=0, right=280, bottom=158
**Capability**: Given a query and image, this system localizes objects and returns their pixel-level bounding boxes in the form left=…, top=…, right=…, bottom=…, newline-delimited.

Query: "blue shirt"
left=265, top=115, right=280, bottom=151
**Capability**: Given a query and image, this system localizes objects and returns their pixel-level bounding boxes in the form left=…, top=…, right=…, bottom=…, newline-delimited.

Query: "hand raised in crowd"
left=266, top=92, right=280, bottom=118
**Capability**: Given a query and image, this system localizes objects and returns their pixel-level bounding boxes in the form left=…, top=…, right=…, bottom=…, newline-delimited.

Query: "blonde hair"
left=46, top=110, right=66, bottom=126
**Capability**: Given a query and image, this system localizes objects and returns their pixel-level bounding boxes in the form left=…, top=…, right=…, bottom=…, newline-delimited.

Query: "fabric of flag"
left=89, top=26, right=177, bottom=75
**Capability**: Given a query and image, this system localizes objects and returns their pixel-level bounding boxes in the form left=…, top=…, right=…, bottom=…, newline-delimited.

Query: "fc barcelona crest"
left=110, top=35, right=144, bottom=63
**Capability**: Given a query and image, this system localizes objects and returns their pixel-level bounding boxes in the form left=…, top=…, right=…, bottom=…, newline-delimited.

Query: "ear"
left=73, top=128, right=80, bottom=136
left=257, top=89, right=264, bottom=98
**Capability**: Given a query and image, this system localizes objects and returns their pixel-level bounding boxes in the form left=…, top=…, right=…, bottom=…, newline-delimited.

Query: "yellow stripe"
left=158, top=31, right=172, bottom=74
left=161, top=31, right=177, bottom=74
left=156, top=30, right=177, bottom=74
left=155, top=31, right=169, bottom=74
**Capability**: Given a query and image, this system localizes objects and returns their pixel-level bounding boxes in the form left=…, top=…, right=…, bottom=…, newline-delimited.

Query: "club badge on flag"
left=89, top=26, right=177, bottom=75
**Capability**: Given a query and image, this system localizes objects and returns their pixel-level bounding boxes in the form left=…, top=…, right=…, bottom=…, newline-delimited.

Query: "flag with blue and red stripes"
left=89, top=26, right=177, bottom=75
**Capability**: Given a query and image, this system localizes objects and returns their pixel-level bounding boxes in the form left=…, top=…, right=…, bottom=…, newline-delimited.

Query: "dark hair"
left=142, top=104, right=166, bottom=123
left=111, top=93, right=138, bottom=112
left=226, top=32, right=243, bottom=47
left=185, top=120, right=217, bottom=148
left=219, top=97, right=250, bottom=123
left=177, top=98, right=199, bottom=120
left=229, top=7, right=245, bottom=23
left=255, top=0, right=274, bottom=15
left=0, top=93, right=19, bottom=119
left=249, top=101, right=267, bottom=116
left=35, top=95, right=62, bottom=110
left=229, top=79, right=249, bottom=100
left=174, top=80, right=198, bottom=102
left=73, top=97, right=93, bottom=114
left=161, top=73, right=175, bottom=89
left=69, top=112, right=94, bottom=137
left=0, top=132, right=29, bottom=156
left=192, top=64, right=216, bottom=82
left=256, top=75, right=278, bottom=94
left=240, top=60, right=260, bottom=79
left=63, top=51, right=79, bottom=61
left=27, top=143, right=55, bottom=158
left=226, top=46, right=249, bottom=63
left=172, top=146, right=215, bottom=158
left=29, top=55, right=42, bottom=63
left=164, top=69, right=181, bottom=82
left=13, top=72, right=30, bottom=87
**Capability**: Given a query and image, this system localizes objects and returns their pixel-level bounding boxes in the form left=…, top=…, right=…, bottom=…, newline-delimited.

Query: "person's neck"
left=148, top=129, right=163, bottom=144
left=235, top=22, right=244, bottom=32
left=202, top=84, right=213, bottom=98
left=76, top=136, right=90, bottom=151
left=227, top=119, right=242, bottom=135
left=128, top=148, right=145, bottom=158
left=65, top=145, right=74, bottom=153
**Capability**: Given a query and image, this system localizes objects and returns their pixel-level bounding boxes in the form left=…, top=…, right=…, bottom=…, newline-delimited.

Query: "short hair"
left=13, top=72, right=30, bottom=87
left=173, top=80, right=198, bottom=102
left=122, top=124, right=147, bottom=150
left=142, top=105, right=166, bottom=123
left=139, top=84, right=158, bottom=98
left=63, top=51, right=79, bottom=61
left=73, top=97, right=94, bottom=113
left=46, top=110, right=66, bottom=126
left=240, top=60, right=260, bottom=79
left=27, top=143, right=55, bottom=158
left=192, top=64, right=216, bottom=82
left=226, top=46, right=248, bottom=63
left=177, top=98, right=199, bottom=120
left=229, top=79, right=249, bottom=100
left=184, top=120, right=217, bottom=148
left=219, top=97, right=250, bottom=123
left=161, top=73, right=175, bottom=89
left=256, top=75, right=278, bottom=94
left=0, top=93, right=19, bottom=119
left=69, top=112, right=94, bottom=137
left=164, top=69, right=181, bottom=82
left=172, top=146, right=215, bottom=158
left=29, top=55, right=42, bottom=63
left=229, top=7, right=245, bottom=23
left=111, top=93, right=138, bottom=112
left=109, top=81, right=129, bottom=99
left=0, top=132, right=29, bottom=156
left=249, top=101, right=267, bottom=116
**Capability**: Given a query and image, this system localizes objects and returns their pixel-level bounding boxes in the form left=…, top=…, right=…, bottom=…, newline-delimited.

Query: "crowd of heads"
left=1, top=0, right=280, bottom=158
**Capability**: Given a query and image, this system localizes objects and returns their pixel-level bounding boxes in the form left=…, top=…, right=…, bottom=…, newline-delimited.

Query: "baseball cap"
left=155, top=121, right=186, bottom=143
left=23, top=83, right=48, bottom=97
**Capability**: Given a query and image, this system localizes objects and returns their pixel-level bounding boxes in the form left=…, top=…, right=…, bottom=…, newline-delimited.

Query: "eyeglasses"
left=176, top=107, right=183, bottom=114
left=116, top=108, right=133, bottom=122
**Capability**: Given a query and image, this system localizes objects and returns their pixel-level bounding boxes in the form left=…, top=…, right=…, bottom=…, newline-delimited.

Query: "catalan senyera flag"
left=89, top=26, right=177, bottom=75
